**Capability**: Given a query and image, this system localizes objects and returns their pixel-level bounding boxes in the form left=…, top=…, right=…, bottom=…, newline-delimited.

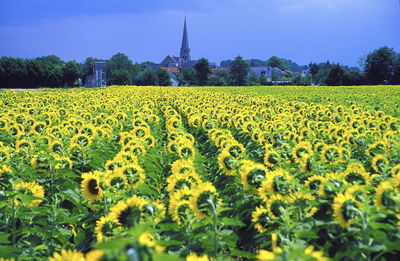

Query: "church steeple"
left=180, top=17, right=191, bottom=64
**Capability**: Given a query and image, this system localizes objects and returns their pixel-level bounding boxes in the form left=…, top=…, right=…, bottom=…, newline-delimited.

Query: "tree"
left=364, top=46, right=396, bottom=85
left=157, top=68, right=172, bottom=86
left=248, top=72, right=260, bottom=86
left=106, top=53, right=137, bottom=79
left=325, top=65, right=345, bottom=86
left=181, top=67, right=197, bottom=86
left=134, top=69, right=158, bottom=86
left=194, top=58, right=211, bottom=86
left=309, top=63, right=319, bottom=79
left=230, top=56, right=249, bottom=86
left=62, top=61, right=82, bottom=87
left=108, top=70, right=132, bottom=85
left=267, top=56, right=285, bottom=71
left=0, top=57, right=27, bottom=88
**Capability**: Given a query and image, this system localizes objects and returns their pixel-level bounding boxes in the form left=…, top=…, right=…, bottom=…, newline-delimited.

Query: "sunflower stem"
left=11, top=196, right=16, bottom=247
left=208, top=199, right=218, bottom=258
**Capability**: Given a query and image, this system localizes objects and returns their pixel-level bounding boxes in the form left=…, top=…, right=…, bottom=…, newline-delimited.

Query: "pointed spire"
left=180, top=17, right=191, bottom=64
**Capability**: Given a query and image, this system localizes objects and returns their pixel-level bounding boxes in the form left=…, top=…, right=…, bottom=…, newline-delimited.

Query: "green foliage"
left=62, top=61, right=82, bottom=87
left=108, top=70, right=132, bottom=85
left=230, top=56, right=249, bottom=86
left=194, top=58, right=211, bottom=86
left=157, top=68, right=172, bottom=86
left=267, top=56, right=285, bottom=71
left=365, top=46, right=398, bottom=85
left=134, top=69, right=158, bottom=86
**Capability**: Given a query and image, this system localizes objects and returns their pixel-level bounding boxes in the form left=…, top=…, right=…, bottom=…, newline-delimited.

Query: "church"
left=152, top=18, right=198, bottom=77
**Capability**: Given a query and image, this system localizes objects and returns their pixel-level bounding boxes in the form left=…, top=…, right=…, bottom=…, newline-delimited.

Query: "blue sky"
left=0, top=0, right=399, bottom=67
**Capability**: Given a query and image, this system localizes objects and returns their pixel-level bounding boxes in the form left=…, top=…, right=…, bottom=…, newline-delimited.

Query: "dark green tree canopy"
left=157, top=68, right=172, bottom=86
left=267, top=56, right=285, bottom=71
left=108, top=69, right=132, bottom=85
left=134, top=69, right=158, bottom=86
left=365, top=46, right=397, bottom=85
left=63, top=61, right=82, bottom=87
left=194, top=58, right=211, bottom=86
left=230, top=56, right=249, bottom=86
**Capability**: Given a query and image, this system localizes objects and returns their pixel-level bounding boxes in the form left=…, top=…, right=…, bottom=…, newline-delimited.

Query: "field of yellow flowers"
left=0, top=86, right=399, bottom=261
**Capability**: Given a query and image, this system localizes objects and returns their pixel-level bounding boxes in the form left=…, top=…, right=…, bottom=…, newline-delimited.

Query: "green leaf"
left=221, top=217, right=245, bottom=227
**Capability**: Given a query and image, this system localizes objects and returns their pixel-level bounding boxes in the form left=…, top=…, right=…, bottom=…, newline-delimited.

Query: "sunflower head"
left=332, top=193, right=359, bottom=228
left=81, top=171, right=103, bottom=203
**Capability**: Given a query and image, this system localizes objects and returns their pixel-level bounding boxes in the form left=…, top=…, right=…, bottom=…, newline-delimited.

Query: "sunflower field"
left=0, top=86, right=400, bottom=261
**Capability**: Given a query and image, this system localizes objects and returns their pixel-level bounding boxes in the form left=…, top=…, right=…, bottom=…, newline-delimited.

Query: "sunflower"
left=292, top=141, right=313, bottom=163
left=95, top=215, right=121, bottom=242
left=303, top=246, right=329, bottom=261
left=320, top=145, right=342, bottom=165
left=49, top=139, right=64, bottom=154
left=374, top=180, right=399, bottom=211
left=366, top=141, right=388, bottom=157
left=138, top=232, right=156, bottom=247
left=186, top=253, right=211, bottom=261
left=170, top=199, right=192, bottom=225
left=13, top=181, right=45, bottom=207
left=118, top=163, right=145, bottom=189
left=176, top=143, right=195, bottom=160
left=81, top=171, right=103, bottom=203
left=171, top=159, right=195, bottom=176
left=49, top=249, right=85, bottom=261
left=258, top=168, right=292, bottom=201
left=332, top=193, right=359, bottom=228
left=251, top=205, right=270, bottom=233
left=217, top=149, right=237, bottom=176
left=371, top=154, right=389, bottom=173
left=256, top=250, right=275, bottom=261
left=391, top=164, right=400, bottom=178
left=318, top=173, right=348, bottom=198
left=263, top=150, right=281, bottom=168
left=54, top=156, right=73, bottom=169
left=239, top=160, right=268, bottom=189
left=71, top=133, right=92, bottom=148
left=190, top=182, right=220, bottom=219
left=109, top=196, right=148, bottom=228
left=341, top=162, right=370, bottom=185
left=103, top=170, right=128, bottom=191
left=85, top=250, right=104, bottom=261
left=266, top=194, right=291, bottom=219
left=225, top=142, right=246, bottom=158
left=345, top=185, right=368, bottom=203
left=304, top=176, right=327, bottom=195
left=167, top=171, right=201, bottom=194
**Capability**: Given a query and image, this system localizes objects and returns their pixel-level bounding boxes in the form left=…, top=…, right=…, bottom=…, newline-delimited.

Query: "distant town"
left=0, top=18, right=399, bottom=88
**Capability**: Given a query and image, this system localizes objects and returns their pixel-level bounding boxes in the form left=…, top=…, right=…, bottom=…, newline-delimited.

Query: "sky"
left=0, top=0, right=399, bottom=67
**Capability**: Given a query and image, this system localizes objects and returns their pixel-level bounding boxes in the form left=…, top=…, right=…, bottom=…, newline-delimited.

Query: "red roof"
left=162, top=67, right=180, bottom=73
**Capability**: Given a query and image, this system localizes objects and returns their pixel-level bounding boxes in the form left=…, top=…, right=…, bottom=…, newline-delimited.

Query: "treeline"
left=307, top=46, right=400, bottom=86
left=0, top=56, right=81, bottom=88
left=0, top=53, right=172, bottom=88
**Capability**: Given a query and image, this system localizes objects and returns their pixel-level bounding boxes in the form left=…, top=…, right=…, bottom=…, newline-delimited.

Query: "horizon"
left=0, top=0, right=399, bottom=67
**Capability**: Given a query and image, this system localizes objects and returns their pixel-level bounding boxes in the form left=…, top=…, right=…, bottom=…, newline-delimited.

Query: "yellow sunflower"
left=251, top=205, right=269, bottom=233
left=49, top=249, right=85, bottom=261
left=341, top=162, right=371, bottom=185
left=374, top=180, right=399, bottom=211
left=239, top=160, right=268, bottom=189
left=13, top=181, right=45, bottom=207
left=95, top=215, right=121, bottom=242
left=332, top=193, right=359, bottom=228
left=171, top=159, right=195, bottom=176
left=118, top=163, right=145, bottom=189
left=371, top=154, right=389, bottom=173
left=109, top=196, right=148, bottom=228
left=81, top=172, right=103, bottom=203
left=217, top=149, right=237, bottom=176
left=190, top=182, right=220, bottom=219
